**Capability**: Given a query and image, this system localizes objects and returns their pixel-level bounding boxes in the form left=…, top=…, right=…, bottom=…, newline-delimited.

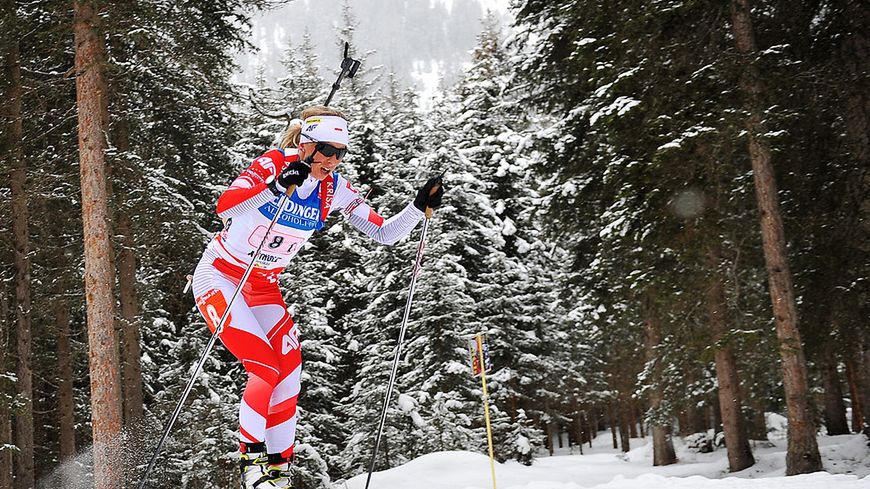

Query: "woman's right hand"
left=270, top=161, right=311, bottom=195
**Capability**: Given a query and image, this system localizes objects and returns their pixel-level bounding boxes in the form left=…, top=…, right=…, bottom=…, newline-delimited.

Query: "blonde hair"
left=279, top=106, right=348, bottom=149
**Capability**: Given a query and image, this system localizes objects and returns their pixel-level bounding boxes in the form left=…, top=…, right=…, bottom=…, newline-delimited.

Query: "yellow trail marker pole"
left=476, top=333, right=497, bottom=489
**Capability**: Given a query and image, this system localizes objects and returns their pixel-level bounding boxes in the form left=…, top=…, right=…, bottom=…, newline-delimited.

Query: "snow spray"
left=37, top=417, right=165, bottom=489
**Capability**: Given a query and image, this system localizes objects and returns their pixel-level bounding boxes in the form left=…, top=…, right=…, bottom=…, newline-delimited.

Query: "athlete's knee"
left=244, top=356, right=281, bottom=387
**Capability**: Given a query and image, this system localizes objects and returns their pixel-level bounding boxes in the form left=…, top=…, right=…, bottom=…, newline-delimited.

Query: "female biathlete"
left=191, top=106, right=443, bottom=488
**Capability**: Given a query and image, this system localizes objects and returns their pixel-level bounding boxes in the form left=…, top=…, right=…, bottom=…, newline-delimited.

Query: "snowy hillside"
left=347, top=432, right=870, bottom=489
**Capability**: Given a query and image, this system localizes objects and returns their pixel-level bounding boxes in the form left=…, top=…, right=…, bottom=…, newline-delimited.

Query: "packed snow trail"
left=344, top=431, right=870, bottom=489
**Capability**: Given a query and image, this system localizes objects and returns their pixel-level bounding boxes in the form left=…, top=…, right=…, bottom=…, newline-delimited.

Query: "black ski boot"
left=252, top=454, right=293, bottom=488
left=239, top=442, right=268, bottom=489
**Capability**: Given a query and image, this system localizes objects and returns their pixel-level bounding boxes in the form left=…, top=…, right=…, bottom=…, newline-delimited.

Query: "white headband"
left=300, top=115, right=349, bottom=147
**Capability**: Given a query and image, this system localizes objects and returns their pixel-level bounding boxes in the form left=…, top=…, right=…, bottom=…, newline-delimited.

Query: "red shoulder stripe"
left=216, top=151, right=282, bottom=215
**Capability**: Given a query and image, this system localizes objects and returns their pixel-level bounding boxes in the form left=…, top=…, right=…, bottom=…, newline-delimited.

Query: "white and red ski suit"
left=191, top=148, right=423, bottom=459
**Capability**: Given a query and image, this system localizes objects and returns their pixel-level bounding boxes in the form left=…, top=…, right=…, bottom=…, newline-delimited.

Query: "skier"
left=191, top=106, right=444, bottom=488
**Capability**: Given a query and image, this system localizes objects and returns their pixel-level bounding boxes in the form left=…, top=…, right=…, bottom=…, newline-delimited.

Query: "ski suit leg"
left=249, top=302, right=301, bottom=459
left=192, top=255, right=281, bottom=445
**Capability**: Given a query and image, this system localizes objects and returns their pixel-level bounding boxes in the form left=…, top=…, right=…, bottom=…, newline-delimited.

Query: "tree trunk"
left=838, top=0, right=869, bottom=436
left=618, top=392, right=631, bottom=452
left=676, top=410, right=689, bottom=437
left=862, top=344, right=870, bottom=437
left=707, top=247, right=755, bottom=471
left=4, top=1, right=34, bottom=484
left=637, top=402, right=645, bottom=439
left=642, top=296, right=676, bottom=466
left=573, top=400, right=584, bottom=454
left=109, top=85, right=145, bottom=427
left=628, top=399, right=639, bottom=439
left=589, top=407, right=597, bottom=444
left=730, top=0, right=822, bottom=475
left=74, top=1, right=124, bottom=487
left=711, top=396, right=722, bottom=435
left=679, top=367, right=707, bottom=436
left=546, top=419, right=556, bottom=456
left=819, top=343, right=849, bottom=435
left=56, top=298, right=77, bottom=461
left=117, top=209, right=144, bottom=425
left=844, top=356, right=864, bottom=433
left=687, top=403, right=707, bottom=435
left=746, top=399, right=769, bottom=440
left=0, top=281, right=13, bottom=488
left=607, top=401, right=618, bottom=449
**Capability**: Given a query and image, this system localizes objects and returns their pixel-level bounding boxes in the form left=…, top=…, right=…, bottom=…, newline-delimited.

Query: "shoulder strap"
left=319, top=173, right=336, bottom=221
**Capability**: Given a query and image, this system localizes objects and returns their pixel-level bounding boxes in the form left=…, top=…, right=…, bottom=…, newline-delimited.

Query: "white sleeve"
left=332, top=177, right=424, bottom=245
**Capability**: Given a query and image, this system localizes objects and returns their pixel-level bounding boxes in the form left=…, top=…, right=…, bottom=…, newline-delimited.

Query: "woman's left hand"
left=413, top=175, right=445, bottom=212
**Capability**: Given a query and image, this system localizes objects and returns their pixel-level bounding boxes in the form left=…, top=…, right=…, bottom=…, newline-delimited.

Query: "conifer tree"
left=729, top=0, right=821, bottom=473
left=336, top=77, right=433, bottom=476
left=74, top=1, right=124, bottom=486
left=449, top=11, right=561, bottom=461
left=2, top=0, right=35, bottom=485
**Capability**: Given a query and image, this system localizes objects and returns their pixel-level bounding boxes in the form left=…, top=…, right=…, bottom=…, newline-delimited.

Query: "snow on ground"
left=344, top=429, right=870, bottom=489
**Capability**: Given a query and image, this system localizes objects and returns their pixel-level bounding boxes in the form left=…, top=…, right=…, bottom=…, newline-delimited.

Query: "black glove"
left=413, top=175, right=445, bottom=212
left=269, top=161, right=310, bottom=195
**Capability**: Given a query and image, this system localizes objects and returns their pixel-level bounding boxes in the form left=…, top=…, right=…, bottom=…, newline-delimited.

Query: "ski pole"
left=138, top=183, right=299, bottom=489
left=364, top=177, right=443, bottom=489
left=326, top=42, right=361, bottom=106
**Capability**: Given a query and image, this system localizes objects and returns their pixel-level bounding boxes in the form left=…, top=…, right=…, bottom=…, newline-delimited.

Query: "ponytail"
left=278, top=106, right=348, bottom=149
left=279, top=120, right=303, bottom=149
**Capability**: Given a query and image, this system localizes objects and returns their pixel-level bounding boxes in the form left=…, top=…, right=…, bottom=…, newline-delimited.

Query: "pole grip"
left=285, top=184, right=297, bottom=197
left=424, top=180, right=441, bottom=219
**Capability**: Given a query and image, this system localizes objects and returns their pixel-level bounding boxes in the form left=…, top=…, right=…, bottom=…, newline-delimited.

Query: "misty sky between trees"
left=234, top=0, right=512, bottom=107
left=1, top=0, right=868, bottom=488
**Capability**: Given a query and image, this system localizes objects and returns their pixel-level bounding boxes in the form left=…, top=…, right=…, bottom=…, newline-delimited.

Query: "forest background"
left=0, top=0, right=867, bottom=488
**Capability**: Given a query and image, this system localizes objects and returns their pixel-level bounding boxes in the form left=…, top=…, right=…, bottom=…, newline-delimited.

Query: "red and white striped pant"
left=192, top=248, right=301, bottom=459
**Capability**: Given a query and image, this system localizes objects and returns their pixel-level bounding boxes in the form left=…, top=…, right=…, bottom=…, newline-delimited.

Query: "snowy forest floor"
left=346, top=429, right=870, bottom=489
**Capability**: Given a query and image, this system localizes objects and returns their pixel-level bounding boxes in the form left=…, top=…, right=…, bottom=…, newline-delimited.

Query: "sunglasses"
left=315, top=142, right=348, bottom=160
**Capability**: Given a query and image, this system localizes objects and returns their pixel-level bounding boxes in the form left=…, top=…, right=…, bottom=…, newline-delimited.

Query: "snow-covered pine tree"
left=511, top=0, right=751, bottom=461
left=443, top=11, right=559, bottom=462
left=340, top=33, right=534, bottom=469
left=386, top=122, right=492, bottom=462
left=3, top=1, right=89, bottom=478
left=509, top=0, right=865, bottom=469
